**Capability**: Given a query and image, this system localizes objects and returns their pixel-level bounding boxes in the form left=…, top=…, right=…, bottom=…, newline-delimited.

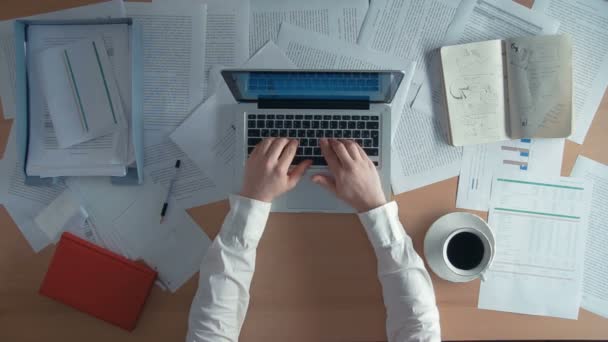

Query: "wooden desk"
left=1, top=0, right=607, bottom=340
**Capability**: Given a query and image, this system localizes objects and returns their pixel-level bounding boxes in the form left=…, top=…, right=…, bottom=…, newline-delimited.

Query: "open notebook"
left=440, top=34, right=572, bottom=146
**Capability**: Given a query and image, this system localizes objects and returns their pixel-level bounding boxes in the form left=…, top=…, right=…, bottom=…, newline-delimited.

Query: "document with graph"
left=479, top=175, right=592, bottom=319
left=455, top=137, right=564, bottom=211
left=440, top=34, right=572, bottom=146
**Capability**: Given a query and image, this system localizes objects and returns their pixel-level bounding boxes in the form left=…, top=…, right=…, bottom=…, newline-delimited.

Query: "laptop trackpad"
left=285, top=177, right=350, bottom=212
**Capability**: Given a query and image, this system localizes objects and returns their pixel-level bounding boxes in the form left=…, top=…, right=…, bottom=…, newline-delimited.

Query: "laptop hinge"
left=258, top=99, right=370, bottom=110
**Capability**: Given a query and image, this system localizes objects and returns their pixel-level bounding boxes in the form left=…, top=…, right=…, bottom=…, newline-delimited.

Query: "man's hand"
left=240, top=138, right=312, bottom=202
left=312, top=139, right=387, bottom=212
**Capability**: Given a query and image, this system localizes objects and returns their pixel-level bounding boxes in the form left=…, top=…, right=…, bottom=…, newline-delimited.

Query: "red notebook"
left=39, top=232, right=157, bottom=331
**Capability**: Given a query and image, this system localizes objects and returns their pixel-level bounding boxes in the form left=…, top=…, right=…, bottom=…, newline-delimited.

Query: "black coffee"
left=446, top=232, right=484, bottom=270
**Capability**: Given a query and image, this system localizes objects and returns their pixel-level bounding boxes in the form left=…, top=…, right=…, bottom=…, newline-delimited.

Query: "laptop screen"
left=221, top=70, right=404, bottom=103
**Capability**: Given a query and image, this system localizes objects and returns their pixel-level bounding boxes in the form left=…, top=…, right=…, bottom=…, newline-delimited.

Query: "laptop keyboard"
left=246, top=113, right=380, bottom=166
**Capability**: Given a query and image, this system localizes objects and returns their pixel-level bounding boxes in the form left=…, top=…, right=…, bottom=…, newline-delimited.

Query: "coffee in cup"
left=424, top=213, right=495, bottom=283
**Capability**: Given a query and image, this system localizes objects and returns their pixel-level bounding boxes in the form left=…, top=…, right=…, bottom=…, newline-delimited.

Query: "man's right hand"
left=312, top=139, right=387, bottom=213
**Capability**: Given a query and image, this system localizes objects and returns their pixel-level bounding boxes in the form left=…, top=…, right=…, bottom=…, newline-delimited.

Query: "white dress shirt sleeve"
left=186, top=197, right=440, bottom=342
left=186, top=194, right=271, bottom=342
left=358, top=201, right=441, bottom=342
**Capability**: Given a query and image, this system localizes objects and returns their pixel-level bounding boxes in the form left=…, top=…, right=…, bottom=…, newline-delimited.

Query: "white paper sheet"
left=456, top=138, right=565, bottom=211
left=479, top=175, right=592, bottom=319
left=390, top=107, right=462, bottom=194
left=125, top=0, right=206, bottom=138
left=204, top=0, right=250, bottom=97
left=111, top=182, right=209, bottom=292
left=0, top=0, right=126, bottom=119
left=357, top=0, right=465, bottom=101
left=67, top=176, right=211, bottom=292
left=571, top=156, right=608, bottom=319
left=0, top=127, right=65, bottom=252
left=34, top=188, right=88, bottom=241
left=413, top=0, right=560, bottom=121
left=275, top=23, right=417, bottom=139
left=144, top=134, right=224, bottom=209
left=171, top=41, right=295, bottom=195
left=65, top=219, right=100, bottom=245
left=249, top=0, right=368, bottom=55
left=532, top=0, right=608, bottom=144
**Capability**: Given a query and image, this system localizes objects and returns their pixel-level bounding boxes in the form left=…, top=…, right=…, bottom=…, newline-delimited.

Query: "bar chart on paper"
left=456, top=138, right=565, bottom=211
left=500, top=139, right=532, bottom=171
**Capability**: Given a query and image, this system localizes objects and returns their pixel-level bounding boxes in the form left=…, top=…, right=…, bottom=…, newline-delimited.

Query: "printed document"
left=171, top=41, right=296, bottom=195
left=204, top=0, right=250, bottom=97
left=571, top=156, right=608, bottom=319
left=275, top=23, right=416, bottom=139
left=391, top=107, right=462, bottom=194
left=0, top=0, right=126, bottom=119
left=479, top=175, right=592, bottom=319
left=457, top=138, right=565, bottom=211
left=413, top=0, right=559, bottom=121
left=0, top=127, right=64, bottom=252
left=357, top=0, right=464, bottom=99
left=144, top=135, right=224, bottom=209
left=532, top=0, right=608, bottom=144
left=125, top=0, right=206, bottom=137
left=249, top=0, right=368, bottom=55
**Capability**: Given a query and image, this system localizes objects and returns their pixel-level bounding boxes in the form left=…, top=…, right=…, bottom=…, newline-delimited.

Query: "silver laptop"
left=222, top=69, right=404, bottom=213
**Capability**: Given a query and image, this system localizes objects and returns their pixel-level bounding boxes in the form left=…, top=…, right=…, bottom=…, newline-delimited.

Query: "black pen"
left=160, top=159, right=181, bottom=223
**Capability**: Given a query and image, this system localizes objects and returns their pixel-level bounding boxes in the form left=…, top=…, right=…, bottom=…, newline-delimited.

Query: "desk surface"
left=1, top=0, right=608, bottom=341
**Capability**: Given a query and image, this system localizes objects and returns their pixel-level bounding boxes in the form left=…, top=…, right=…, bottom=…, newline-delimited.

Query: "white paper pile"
left=25, top=23, right=132, bottom=177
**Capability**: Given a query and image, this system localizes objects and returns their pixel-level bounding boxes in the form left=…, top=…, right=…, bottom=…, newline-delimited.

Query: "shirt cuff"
left=220, top=194, right=272, bottom=248
left=357, top=201, right=406, bottom=248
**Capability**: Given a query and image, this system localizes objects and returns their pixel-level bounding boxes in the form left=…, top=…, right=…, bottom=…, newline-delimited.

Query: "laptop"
left=222, top=69, right=405, bottom=213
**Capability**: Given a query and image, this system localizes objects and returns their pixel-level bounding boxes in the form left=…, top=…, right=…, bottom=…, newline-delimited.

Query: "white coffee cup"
left=424, top=212, right=495, bottom=283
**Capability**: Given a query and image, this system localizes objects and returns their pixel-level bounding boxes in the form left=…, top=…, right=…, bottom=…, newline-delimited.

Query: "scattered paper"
left=0, top=127, right=65, bottom=252
left=390, top=107, right=462, bottom=194
left=249, top=0, right=368, bottom=55
left=532, top=0, right=608, bottom=144
left=204, top=0, right=250, bottom=97
left=144, top=134, right=224, bottom=209
left=275, top=23, right=417, bottom=140
left=0, top=0, right=126, bottom=119
left=125, top=0, right=207, bottom=138
left=67, top=176, right=211, bottom=292
left=171, top=41, right=296, bottom=195
left=571, top=156, right=608, bottom=319
left=34, top=188, right=88, bottom=241
left=357, top=0, right=464, bottom=100
left=479, top=175, right=592, bottom=319
left=457, top=138, right=565, bottom=211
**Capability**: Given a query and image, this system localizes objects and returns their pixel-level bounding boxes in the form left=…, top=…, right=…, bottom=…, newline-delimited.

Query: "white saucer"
left=423, top=212, right=495, bottom=283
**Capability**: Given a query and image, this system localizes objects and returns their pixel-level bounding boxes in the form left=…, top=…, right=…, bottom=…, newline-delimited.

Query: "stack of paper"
left=25, top=23, right=132, bottom=177
left=38, top=36, right=127, bottom=148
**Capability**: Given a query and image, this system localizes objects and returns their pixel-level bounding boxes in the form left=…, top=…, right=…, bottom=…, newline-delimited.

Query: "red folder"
left=39, top=232, right=157, bottom=331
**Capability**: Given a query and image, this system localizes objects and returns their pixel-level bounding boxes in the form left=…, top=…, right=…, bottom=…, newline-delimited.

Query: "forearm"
left=359, top=202, right=441, bottom=342
left=186, top=195, right=271, bottom=342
